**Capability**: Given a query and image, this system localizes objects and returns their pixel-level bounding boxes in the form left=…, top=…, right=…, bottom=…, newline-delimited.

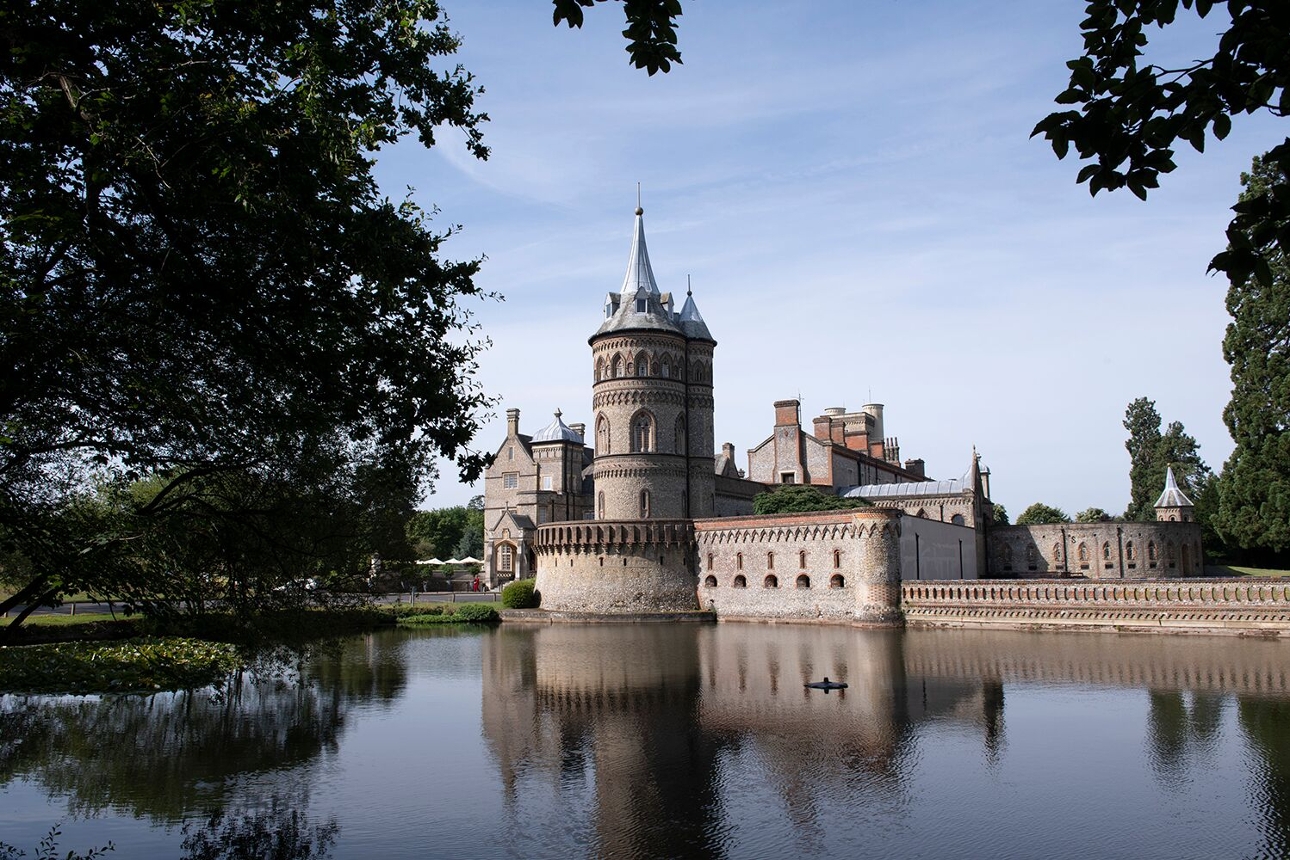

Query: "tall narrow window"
left=675, top=416, right=687, bottom=455
left=799, top=551, right=807, bottom=569
left=636, top=356, right=648, bottom=376
left=499, top=545, right=513, bottom=573
left=596, top=415, right=611, bottom=455
left=736, top=552, right=744, bottom=570
left=632, top=412, right=654, bottom=453
left=833, top=550, right=842, bottom=569
left=597, top=491, right=605, bottom=519
left=640, top=489, right=651, bottom=518
left=767, top=551, right=775, bottom=570
left=611, top=354, right=622, bottom=377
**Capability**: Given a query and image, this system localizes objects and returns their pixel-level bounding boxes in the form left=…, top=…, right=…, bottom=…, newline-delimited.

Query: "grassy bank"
left=0, top=604, right=422, bottom=695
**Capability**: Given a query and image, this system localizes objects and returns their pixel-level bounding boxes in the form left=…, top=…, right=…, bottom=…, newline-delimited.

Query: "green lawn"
left=1204, top=565, right=1290, bottom=578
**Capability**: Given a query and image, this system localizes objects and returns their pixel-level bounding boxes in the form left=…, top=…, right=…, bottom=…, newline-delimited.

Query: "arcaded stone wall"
left=534, top=519, right=699, bottom=613
left=694, top=508, right=902, bottom=625
left=902, top=578, right=1290, bottom=636
left=987, top=522, right=1203, bottom=579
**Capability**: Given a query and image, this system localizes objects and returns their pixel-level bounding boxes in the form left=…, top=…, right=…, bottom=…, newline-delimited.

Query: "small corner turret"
left=1154, top=466, right=1195, bottom=522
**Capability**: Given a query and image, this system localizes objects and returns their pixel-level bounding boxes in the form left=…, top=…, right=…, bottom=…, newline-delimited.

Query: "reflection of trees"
left=0, top=632, right=408, bottom=823
left=1146, top=691, right=1229, bottom=788
left=1238, top=697, right=1290, bottom=860
left=180, top=798, right=338, bottom=860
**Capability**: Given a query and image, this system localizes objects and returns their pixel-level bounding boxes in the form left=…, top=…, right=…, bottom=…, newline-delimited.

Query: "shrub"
left=453, top=603, right=499, bottom=623
left=502, top=579, right=539, bottom=609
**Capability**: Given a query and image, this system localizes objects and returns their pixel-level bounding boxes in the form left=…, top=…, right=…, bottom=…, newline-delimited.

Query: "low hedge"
left=398, top=603, right=498, bottom=626
left=501, top=579, right=539, bottom=609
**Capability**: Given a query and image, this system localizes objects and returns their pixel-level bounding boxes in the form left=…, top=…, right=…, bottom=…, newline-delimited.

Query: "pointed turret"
left=596, top=208, right=682, bottom=337
left=678, top=286, right=715, bottom=343
left=531, top=409, right=583, bottom=444
left=1154, top=466, right=1195, bottom=522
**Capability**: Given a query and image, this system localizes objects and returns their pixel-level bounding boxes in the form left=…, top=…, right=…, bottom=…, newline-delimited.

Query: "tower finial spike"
left=635, top=183, right=642, bottom=216
left=687, top=274, right=692, bottom=296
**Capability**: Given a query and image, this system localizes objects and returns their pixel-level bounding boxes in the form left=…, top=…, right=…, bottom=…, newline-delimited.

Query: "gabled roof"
left=490, top=508, right=535, bottom=534
left=531, top=410, right=584, bottom=444
left=1154, top=466, right=1195, bottom=508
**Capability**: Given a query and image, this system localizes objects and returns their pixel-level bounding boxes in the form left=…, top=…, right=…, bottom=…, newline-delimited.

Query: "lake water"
left=2, top=623, right=1289, bottom=859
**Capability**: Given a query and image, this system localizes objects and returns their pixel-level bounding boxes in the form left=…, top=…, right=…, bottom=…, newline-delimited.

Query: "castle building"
left=483, top=207, right=1204, bottom=616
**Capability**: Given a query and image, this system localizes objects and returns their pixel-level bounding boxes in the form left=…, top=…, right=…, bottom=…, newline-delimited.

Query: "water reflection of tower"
left=481, top=625, right=724, bottom=858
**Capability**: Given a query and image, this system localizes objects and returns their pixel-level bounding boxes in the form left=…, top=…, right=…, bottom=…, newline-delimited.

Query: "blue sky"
left=375, top=1, right=1285, bottom=518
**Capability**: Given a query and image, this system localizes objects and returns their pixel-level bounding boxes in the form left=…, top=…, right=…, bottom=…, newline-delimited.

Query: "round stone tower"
left=588, top=207, right=716, bottom=521
left=534, top=207, right=715, bottom=613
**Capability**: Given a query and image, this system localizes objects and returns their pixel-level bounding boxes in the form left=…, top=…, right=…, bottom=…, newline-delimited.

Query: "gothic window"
left=640, top=489, right=651, bottom=518
left=764, top=574, right=779, bottom=589
left=1026, top=544, right=1037, bottom=562
left=595, top=357, right=604, bottom=381
left=661, top=358, right=671, bottom=378
left=767, top=551, right=775, bottom=570
left=498, top=545, right=513, bottom=573
left=833, top=550, right=842, bottom=569
left=631, top=412, right=655, bottom=453
left=1052, top=543, right=1062, bottom=562
left=1148, top=541, right=1157, bottom=561
left=674, top=416, right=687, bottom=454
left=1125, top=541, right=1136, bottom=561
left=636, top=355, right=648, bottom=376
left=611, top=354, right=623, bottom=378
left=597, top=491, right=605, bottom=520
left=1102, top=541, right=1112, bottom=560
left=596, top=415, right=610, bottom=455
left=796, top=574, right=810, bottom=589
left=799, top=550, right=807, bottom=569
left=736, top=552, right=743, bottom=570
left=1077, top=542, right=1088, bottom=562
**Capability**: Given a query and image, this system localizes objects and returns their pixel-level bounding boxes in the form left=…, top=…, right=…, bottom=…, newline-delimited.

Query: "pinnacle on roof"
left=1154, top=466, right=1195, bottom=508
left=620, top=206, right=660, bottom=299
left=678, top=288, right=714, bottom=343
left=531, top=409, right=584, bottom=444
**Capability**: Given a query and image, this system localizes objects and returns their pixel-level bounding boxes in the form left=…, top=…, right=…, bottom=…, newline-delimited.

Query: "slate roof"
left=1154, top=466, right=1195, bottom=508
left=531, top=410, right=584, bottom=444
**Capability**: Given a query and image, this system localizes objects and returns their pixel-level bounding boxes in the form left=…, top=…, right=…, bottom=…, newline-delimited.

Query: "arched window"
left=1102, top=541, right=1112, bottom=560
left=829, top=574, right=845, bottom=589
left=799, top=550, right=807, bottom=569
left=1148, top=541, right=1158, bottom=561
left=736, top=552, right=743, bottom=570
left=796, top=574, right=810, bottom=589
left=640, top=489, right=651, bottom=518
left=833, top=550, right=842, bottom=569
left=651, top=360, right=660, bottom=376
left=703, top=575, right=717, bottom=588
left=636, top=355, right=648, bottom=377
left=597, top=491, right=605, bottom=519
left=595, top=357, right=604, bottom=381
left=596, top=414, right=610, bottom=455
left=733, top=575, right=747, bottom=589
left=767, top=551, right=775, bottom=570
left=951, top=514, right=965, bottom=526
left=764, top=574, right=779, bottom=588
left=1001, top=544, right=1012, bottom=562
left=1126, top=541, right=1136, bottom=561
left=1026, top=544, right=1038, bottom=563
left=1052, top=543, right=1062, bottom=562
left=631, top=411, right=654, bottom=453
left=1077, top=542, right=1088, bottom=562
left=706, top=553, right=713, bottom=571
left=674, top=416, right=687, bottom=454
left=611, top=354, right=623, bottom=378
left=661, top=357, right=671, bottom=378
left=498, top=544, right=514, bottom=573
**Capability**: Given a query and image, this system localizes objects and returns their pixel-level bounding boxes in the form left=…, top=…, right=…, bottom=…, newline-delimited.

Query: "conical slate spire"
left=620, top=206, right=660, bottom=298
left=678, top=289, right=714, bottom=342
left=1154, top=466, right=1195, bottom=508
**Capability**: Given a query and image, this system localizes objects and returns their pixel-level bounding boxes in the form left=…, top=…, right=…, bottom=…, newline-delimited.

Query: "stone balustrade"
left=534, top=519, right=695, bottom=554
left=902, top=578, right=1290, bottom=635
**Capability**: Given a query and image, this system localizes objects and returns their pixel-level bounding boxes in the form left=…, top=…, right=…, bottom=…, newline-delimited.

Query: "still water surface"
left=2, top=624, right=1289, bottom=859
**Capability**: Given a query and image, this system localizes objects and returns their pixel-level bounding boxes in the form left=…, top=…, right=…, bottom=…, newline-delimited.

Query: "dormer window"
left=636, top=298, right=647, bottom=313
